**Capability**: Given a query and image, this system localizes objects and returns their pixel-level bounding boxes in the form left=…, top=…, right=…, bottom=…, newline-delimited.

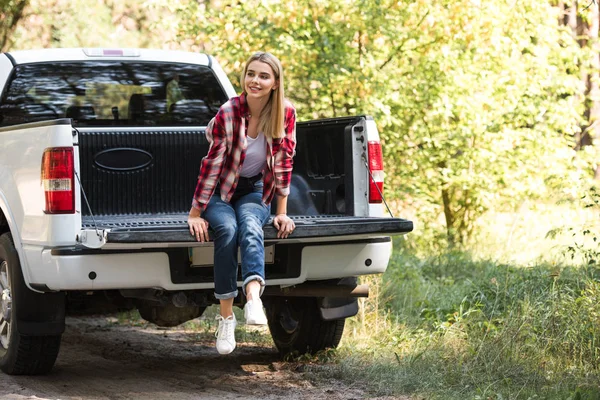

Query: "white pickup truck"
left=0, top=48, right=412, bottom=375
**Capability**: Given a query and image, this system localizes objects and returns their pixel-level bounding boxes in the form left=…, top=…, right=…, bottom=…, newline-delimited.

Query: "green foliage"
left=0, top=0, right=28, bottom=51
left=4, top=0, right=593, bottom=245
left=171, top=0, right=588, bottom=246
left=384, top=0, right=586, bottom=246
left=546, top=185, right=600, bottom=267
left=315, top=246, right=600, bottom=398
left=8, top=0, right=177, bottom=50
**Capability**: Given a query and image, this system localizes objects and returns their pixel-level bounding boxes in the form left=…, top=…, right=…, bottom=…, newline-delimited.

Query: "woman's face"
left=244, top=60, right=278, bottom=101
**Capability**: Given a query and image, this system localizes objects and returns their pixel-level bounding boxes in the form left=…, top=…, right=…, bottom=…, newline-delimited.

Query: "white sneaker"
left=244, top=298, right=268, bottom=325
left=215, top=314, right=236, bottom=354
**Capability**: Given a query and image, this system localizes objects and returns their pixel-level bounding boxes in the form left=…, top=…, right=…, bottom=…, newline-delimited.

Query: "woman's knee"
left=203, top=196, right=236, bottom=229
left=213, top=220, right=238, bottom=240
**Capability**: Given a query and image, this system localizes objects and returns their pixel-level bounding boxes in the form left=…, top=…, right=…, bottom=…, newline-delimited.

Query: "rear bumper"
left=22, top=238, right=393, bottom=292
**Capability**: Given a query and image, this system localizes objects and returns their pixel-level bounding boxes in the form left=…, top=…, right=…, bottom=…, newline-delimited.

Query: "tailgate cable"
left=362, top=154, right=394, bottom=218
left=73, top=127, right=102, bottom=241
left=75, top=171, right=101, bottom=240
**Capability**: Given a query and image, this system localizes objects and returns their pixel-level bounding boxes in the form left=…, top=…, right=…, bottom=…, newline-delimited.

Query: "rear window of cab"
left=0, top=61, right=229, bottom=127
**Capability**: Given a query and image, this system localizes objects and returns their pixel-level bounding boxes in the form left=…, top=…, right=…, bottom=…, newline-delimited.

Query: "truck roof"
left=4, top=48, right=211, bottom=67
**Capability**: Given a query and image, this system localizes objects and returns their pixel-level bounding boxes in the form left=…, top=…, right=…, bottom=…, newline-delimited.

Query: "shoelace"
left=215, top=315, right=234, bottom=340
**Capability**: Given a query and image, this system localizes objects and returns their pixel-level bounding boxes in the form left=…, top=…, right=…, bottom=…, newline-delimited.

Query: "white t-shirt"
left=240, top=131, right=267, bottom=177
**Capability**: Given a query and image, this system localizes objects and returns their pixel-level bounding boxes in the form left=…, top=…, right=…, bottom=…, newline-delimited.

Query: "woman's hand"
left=188, top=208, right=210, bottom=242
left=273, top=214, right=295, bottom=239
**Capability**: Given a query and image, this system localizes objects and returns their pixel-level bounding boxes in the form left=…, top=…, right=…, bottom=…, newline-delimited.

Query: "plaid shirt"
left=192, top=94, right=297, bottom=213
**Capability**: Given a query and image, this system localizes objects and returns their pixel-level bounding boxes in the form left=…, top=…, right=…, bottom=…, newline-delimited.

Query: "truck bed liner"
left=82, top=214, right=413, bottom=243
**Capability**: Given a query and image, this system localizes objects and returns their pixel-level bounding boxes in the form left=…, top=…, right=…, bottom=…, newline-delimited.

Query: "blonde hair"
left=240, top=52, right=285, bottom=139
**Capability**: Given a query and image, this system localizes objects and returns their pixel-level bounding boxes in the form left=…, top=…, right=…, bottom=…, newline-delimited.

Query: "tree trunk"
left=560, top=1, right=600, bottom=177
left=579, top=2, right=600, bottom=151
left=441, top=186, right=457, bottom=248
left=561, top=2, right=600, bottom=147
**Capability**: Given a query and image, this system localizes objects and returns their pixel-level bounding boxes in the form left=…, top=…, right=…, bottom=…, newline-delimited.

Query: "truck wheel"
left=0, top=233, right=61, bottom=375
left=265, top=297, right=345, bottom=357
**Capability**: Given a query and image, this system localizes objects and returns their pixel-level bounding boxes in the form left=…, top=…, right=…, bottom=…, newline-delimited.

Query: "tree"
left=558, top=0, right=600, bottom=180
left=0, top=0, right=28, bottom=51
left=8, top=0, right=179, bottom=50
left=7, top=0, right=586, bottom=248
left=172, top=0, right=584, bottom=247
left=380, top=1, right=585, bottom=246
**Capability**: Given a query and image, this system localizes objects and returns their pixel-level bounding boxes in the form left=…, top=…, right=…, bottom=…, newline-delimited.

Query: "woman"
left=187, top=52, right=296, bottom=355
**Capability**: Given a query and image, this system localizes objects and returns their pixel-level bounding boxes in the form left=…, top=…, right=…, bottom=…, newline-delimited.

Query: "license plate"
left=189, top=245, right=275, bottom=267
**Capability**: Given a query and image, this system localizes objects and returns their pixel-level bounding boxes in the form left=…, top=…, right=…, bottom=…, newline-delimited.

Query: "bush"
left=314, top=242, right=600, bottom=399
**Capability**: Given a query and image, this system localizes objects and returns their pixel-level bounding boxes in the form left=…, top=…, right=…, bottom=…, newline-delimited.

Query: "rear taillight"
left=368, top=141, right=384, bottom=204
left=41, top=147, right=75, bottom=214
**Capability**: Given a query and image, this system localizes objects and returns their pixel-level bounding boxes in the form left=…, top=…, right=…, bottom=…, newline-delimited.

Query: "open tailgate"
left=83, top=215, right=413, bottom=244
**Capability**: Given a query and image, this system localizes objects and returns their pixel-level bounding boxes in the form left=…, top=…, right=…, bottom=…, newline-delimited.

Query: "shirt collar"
left=239, top=92, right=250, bottom=119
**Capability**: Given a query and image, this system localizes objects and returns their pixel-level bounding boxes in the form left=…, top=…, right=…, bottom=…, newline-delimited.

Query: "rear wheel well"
left=0, top=209, right=9, bottom=236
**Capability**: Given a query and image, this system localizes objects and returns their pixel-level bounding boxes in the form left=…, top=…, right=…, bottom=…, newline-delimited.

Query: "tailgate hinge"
left=78, top=229, right=108, bottom=249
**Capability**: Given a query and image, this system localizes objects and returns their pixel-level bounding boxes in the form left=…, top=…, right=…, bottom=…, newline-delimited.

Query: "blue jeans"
left=202, top=180, right=270, bottom=300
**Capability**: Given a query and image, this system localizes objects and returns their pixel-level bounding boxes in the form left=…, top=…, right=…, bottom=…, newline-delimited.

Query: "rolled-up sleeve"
left=192, top=112, right=227, bottom=212
left=274, top=106, right=297, bottom=196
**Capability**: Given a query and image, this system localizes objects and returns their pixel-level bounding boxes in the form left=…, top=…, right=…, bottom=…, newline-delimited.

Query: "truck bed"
left=76, top=115, right=413, bottom=246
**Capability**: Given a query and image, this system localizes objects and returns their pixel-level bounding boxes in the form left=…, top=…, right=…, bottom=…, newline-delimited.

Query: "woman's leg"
left=202, top=195, right=239, bottom=316
left=245, top=280, right=261, bottom=301
left=234, top=190, right=270, bottom=299
left=202, top=195, right=240, bottom=354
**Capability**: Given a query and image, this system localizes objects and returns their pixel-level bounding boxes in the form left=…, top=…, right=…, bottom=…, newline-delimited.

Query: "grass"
left=314, top=255, right=600, bottom=399
left=305, top=202, right=600, bottom=399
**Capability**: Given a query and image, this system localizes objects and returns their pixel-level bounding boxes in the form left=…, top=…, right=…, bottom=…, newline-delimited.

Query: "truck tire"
left=0, top=233, right=61, bottom=375
left=265, top=297, right=345, bottom=357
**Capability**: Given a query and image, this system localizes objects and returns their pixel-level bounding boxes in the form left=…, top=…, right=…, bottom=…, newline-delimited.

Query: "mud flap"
left=318, top=277, right=359, bottom=321
left=13, top=265, right=65, bottom=336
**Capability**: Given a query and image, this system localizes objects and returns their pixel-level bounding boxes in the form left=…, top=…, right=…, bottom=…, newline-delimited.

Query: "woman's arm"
left=272, top=105, right=297, bottom=198
left=273, top=194, right=295, bottom=239
left=273, top=105, right=297, bottom=239
left=275, top=194, right=288, bottom=215
left=188, top=110, right=228, bottom=242
left=191, top=112, right=227, bottom=213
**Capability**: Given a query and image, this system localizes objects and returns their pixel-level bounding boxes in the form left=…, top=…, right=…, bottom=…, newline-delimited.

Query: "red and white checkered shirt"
left=191, top=94, right=297, bottom=212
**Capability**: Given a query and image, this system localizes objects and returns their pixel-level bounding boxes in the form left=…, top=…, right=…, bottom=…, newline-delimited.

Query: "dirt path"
left=0, top=316, right=398, bottom=400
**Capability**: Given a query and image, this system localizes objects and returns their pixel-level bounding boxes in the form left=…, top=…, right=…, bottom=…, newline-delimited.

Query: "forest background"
left=3, top=0, right=600, bottom=398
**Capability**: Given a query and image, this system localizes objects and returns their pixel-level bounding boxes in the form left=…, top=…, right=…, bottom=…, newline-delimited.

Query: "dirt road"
left=0, top=315, right=396, bottom=400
